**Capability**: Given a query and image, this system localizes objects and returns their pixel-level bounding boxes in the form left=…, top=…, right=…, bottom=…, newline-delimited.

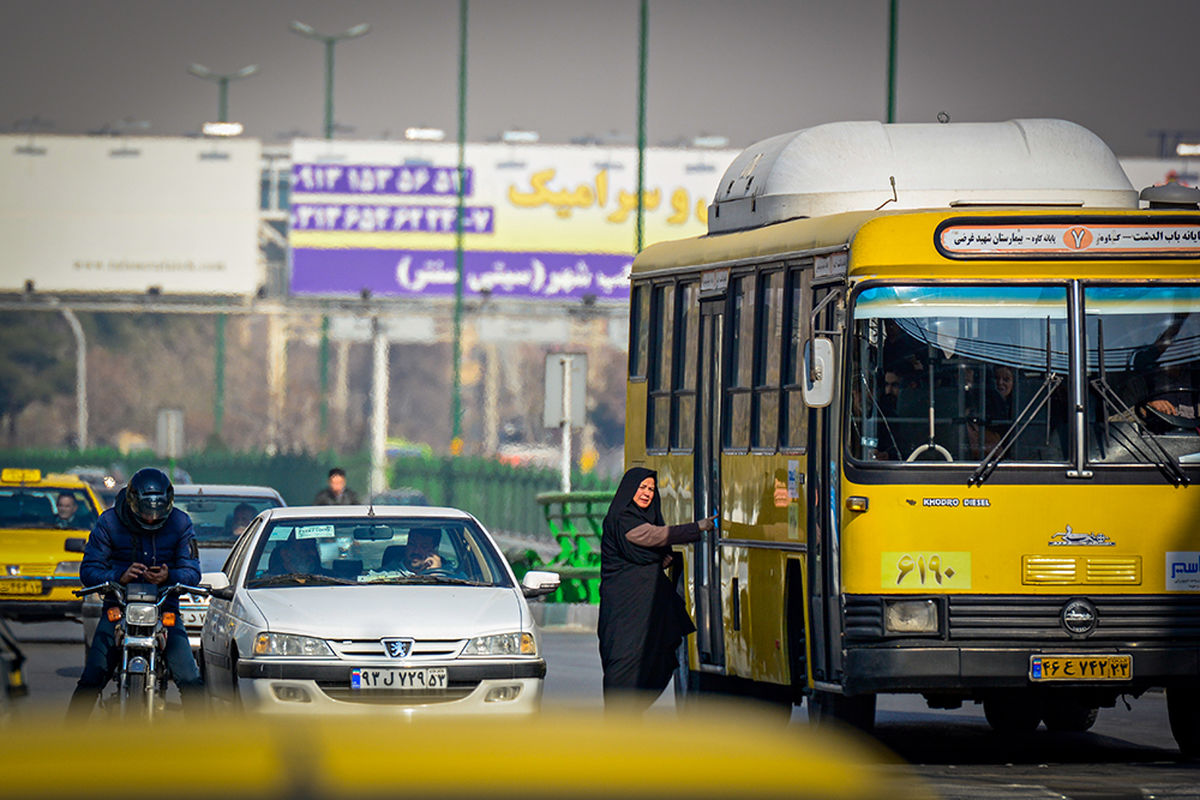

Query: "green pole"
left=886, top=0, right=898, bottom=124
left=214, top=313, right=226, bottom=439
left=324, top=38, right=335, bottom=139
left=319, top=315, right=330, bottom=439
left=217, top=78, right=229, bottom=123
left=635, top=0, right=648, bottom=253
left=451, top=0, right=469, bottom=446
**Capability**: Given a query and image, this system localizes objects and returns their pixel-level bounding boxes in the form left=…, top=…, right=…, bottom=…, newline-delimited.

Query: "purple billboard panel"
left=291, top=248, right=631, bottom=302
left=291, top=164, right=473, bottom=196
left=291, top=204, right=495, bottom=234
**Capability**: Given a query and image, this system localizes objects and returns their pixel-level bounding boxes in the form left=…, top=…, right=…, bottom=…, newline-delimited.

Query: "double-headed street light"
left=187, top=63, right=259, bottom=123
left=289, top=20, right=370, bottom=140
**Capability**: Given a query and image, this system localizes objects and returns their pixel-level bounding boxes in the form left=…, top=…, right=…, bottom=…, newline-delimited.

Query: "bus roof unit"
left=708, top=119, right=1137, bottom=234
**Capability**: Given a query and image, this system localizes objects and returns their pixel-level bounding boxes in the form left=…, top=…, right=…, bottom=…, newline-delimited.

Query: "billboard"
left=288, top=140, right=737, bottom=303
left=0, top=135, right=262, bottom=295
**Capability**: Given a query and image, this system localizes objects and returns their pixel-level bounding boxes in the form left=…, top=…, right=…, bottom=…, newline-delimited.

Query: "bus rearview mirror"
left=802, top=337, right=835, bottom=408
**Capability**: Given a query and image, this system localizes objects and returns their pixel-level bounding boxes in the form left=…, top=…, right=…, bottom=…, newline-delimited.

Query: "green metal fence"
left=508, top=491, right=613, bottom=603
left=0, top=447, right=614, bottom=539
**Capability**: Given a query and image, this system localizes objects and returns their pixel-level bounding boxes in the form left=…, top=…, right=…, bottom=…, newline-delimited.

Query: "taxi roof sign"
left=1, top=468, right=42, bottom=483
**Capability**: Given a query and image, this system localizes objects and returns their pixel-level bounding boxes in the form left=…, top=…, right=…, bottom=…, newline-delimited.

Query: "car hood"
left=244, top=585, right=528, bottom=640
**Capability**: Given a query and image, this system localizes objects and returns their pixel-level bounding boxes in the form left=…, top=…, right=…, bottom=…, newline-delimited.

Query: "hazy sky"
left=5, top=0, right=1200, bottom=156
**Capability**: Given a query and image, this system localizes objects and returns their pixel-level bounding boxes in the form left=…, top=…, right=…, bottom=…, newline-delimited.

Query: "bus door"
left=693, top=293, right=726, bottom=670
left=806, top=280, right=844, bottom=684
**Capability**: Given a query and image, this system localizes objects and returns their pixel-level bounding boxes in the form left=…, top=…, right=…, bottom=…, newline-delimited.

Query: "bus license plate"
left=350, top=668, right=448, bottom=690
left=1030, top=654, right=1131, bottom=682
left=0, top=579, right=43, bottom=595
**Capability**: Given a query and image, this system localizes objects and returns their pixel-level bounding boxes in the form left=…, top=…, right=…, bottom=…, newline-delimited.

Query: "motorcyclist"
left=67, top=468, right=204, bottom=717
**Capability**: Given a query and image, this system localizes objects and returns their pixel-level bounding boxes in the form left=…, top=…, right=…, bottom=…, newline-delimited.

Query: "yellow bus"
left=626, top=119, right=1200, bottom=752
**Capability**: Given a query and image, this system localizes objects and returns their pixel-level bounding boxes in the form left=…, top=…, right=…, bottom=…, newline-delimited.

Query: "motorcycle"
left=75, top=580, right=208, bottom=719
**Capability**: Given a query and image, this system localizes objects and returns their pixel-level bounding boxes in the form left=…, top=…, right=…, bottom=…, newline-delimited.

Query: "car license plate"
left=1030, top=654, right=1131, bottom=682
left=0, top=579, right=43, bottom=595
left=350, top=668, right=448, bottom=690
left=181, top=610, right=205, bottom=627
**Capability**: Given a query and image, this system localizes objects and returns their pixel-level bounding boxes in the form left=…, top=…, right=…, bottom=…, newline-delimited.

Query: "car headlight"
left=253, top=632, right=333, bottom=657
left=462, top=632, right=536, bottom=657
left=54, top=561, right=80, bottom=576
left=126, top=603, right=158, bottom=626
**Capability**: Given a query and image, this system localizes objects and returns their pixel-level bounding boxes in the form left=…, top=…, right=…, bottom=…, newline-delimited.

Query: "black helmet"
left=126, top=468, right=174, bottom=530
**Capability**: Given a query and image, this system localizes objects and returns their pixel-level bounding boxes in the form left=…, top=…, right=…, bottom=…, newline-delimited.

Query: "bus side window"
left=647, top=283, right=675, bottom=451
left=753, top=270, right=784, bottom=450
left=629, top=283, right=650, bottom=379
left=782, top=268, right=809, bottom=449
left=726, top=275, right=755, bottom=450
left=671, top=281, right=699, bottom=451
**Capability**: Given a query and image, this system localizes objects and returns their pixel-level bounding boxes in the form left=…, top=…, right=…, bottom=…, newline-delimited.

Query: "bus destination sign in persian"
left=937, top=221, right=1200, bottom=258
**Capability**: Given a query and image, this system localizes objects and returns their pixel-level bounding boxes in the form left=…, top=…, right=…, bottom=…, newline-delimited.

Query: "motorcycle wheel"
left=126, top=671, right=149, bottom=720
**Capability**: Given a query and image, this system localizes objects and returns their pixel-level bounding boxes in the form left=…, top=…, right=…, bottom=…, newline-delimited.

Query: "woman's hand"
left=698, top=517, right=717, bottom=533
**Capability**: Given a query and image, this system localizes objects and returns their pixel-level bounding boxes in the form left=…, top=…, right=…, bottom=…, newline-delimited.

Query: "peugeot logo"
left=381, top=638, right=414, bottom=658
left=5, top=565, right=18, bottom=576
left=1061, top=599, right=1098, bottom=637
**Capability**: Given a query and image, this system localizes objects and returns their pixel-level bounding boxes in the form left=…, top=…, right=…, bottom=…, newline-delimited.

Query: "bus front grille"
left=843, top=595, right=1200, bottom=643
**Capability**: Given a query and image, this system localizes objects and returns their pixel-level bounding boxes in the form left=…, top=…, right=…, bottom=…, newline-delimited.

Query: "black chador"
left=597, top=467, right=710, bottom=706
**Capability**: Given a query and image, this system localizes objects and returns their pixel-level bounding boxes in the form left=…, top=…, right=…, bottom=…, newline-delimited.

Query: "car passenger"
left=229, top=503, right=257, bottom=538
left=269, top=537, right=324, bottom=576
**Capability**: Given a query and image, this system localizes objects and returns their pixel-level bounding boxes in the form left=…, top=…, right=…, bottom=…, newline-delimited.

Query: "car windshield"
left=1086, top=286, right=1200, bottom=465
left=174, top=494, right=283, bottom=545
left=242, top=517, right=512, bottom=589
left=0, top=487, right=99, bottom=530
left=849, top=285, right=1070, bottom=465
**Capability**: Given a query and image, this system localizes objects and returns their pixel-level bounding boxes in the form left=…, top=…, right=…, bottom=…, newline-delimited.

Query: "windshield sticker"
left=295, top=524, right=336, bottom=540
left=917, top=497, right=991, bottom=508
left=1048, top=524, right=1114, bottom=546
left=1167, top=552, right=1200, bottom=591
left=883, top=552, right=971, bottom=589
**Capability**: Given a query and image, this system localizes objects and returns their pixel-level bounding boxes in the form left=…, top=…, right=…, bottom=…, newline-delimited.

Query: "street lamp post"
left=288, top=20, right=370, bottom=140
left=290, top=20, right=370, bottom=447
left=186, top=63, right=259, bottom=123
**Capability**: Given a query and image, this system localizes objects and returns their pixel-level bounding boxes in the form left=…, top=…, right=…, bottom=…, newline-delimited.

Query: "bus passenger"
left=598, top=467, right=715, bottom=709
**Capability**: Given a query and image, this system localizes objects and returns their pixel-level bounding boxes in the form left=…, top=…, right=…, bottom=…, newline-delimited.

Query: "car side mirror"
left=801, top=337, right=835, bottom=408
left=202, top=571, right=233, bottom=601
left=64, top=537, right=86, bottom=553
left=521, top=570, right=561, bottom=599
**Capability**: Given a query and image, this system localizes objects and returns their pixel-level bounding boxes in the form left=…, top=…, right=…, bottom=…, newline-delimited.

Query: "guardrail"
left=509, top=491, right=613, bottom=603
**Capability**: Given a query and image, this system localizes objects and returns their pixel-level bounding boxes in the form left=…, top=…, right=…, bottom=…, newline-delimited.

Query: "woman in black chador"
left=598, top=467, right=714, bottom=707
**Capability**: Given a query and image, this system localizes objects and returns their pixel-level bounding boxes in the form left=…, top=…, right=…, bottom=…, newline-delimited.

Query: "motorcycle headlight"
left=462, top=632, right=536, bottom=657
left=253, top=632, right=333, bottom=657
left=125, top=603, right=157, bottom=626
left=54, top=561, right=80, bottom=576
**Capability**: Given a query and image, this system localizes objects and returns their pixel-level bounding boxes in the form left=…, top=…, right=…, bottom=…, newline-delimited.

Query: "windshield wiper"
left=246, top=573, right=358, bottom=588
left=362, top=575, right=483, bottom=586
left=1089, top=377, right=1189, bottom=487
left=969, top=372, right=1063, bottom=486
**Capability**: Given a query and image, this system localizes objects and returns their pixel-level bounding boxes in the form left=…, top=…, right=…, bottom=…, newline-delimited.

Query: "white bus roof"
left=708, top=119, right=1137, bottom=234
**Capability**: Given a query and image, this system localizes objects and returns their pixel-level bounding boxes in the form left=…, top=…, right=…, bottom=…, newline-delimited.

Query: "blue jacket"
left=80, top=488, right=201, bottom=610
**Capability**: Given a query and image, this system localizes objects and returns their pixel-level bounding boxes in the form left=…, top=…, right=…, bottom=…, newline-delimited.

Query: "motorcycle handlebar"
left=73, top=582, right=210, bottom=601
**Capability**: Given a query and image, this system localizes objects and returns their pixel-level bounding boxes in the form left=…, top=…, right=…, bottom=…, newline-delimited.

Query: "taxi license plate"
left=350, top=668, right=448, bottom=690
left=1030, top=654, right=1131, bottom=682
left=0, top=579, right=43, bottom=596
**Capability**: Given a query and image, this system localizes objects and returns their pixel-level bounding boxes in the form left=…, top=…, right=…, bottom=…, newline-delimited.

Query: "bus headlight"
left=885, top=599, right=938, bottom=633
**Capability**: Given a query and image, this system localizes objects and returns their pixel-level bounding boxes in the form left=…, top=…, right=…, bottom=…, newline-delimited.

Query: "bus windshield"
left=849, top=285, right=1070, bottom=465
left=1086, top=286, right=1200, bottom=465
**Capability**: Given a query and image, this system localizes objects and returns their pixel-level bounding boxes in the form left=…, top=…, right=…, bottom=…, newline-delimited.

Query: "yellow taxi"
left=0, top=468, right=101, bottom=620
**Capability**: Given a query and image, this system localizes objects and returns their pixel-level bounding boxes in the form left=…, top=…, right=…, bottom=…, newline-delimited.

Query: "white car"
left=200, top=505, right=559, bottom=715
